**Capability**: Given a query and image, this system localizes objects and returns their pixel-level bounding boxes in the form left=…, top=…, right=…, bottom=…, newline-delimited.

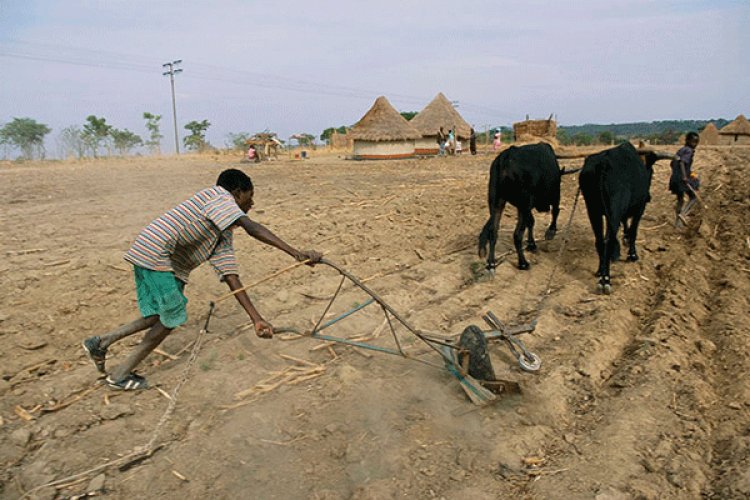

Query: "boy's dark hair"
left=217, top=169, right=253, bottom=192
left=686, top=132, right=699, bottom=142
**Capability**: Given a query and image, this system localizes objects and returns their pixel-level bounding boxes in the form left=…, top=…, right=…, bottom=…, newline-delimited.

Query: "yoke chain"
left=521, top=187, right=582, bottom=326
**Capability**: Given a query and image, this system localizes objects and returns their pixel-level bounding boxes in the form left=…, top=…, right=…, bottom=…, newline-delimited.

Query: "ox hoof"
left=597, top=278, right=612, bottom=295
left=518, top=261, right=530, bottom=271
left=544, top=229, right=556, bottom=241
left=627, top=253, right=639, bottom=262
left=526, top=242, right=538, bottom=253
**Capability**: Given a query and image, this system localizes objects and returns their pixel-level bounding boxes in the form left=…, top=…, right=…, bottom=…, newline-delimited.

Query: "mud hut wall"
left=330, top=131, right=353, bottom=149
left=353, top=140, right=415, bottom=159
left=728, top=134, right=750, bottom=145
left=415, top=137, right=440, bottom=155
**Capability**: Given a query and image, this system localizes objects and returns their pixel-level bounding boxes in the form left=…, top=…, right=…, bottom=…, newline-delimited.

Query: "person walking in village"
left=82, top=168, right=322, bottom=390
left=437, top=126, right=447, bottom=156
left=670, top=131, right=700, bottom=228
left=493, top=132, right=502, bottom=152
left=469, top=128, right=477, bottom=155
left=448, top=128, right=456, bottom=155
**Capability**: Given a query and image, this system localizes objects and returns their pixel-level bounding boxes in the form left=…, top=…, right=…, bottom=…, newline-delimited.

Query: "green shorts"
left=133, top=266, right=188, bottom=329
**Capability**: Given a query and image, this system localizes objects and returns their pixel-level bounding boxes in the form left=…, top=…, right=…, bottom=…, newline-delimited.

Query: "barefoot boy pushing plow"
left=82, top=168, right=321, bottom=390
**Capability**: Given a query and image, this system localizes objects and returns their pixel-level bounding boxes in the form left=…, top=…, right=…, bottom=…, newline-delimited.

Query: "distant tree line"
left=557, top=119, right=730, bottom=146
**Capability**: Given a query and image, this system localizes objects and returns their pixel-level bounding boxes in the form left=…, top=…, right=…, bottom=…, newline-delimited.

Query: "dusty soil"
left=1, top=146, right=749, bottom=499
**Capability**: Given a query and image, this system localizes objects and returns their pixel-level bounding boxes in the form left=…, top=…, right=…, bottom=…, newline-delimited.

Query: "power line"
left=0, top=38, right=516, bottom=123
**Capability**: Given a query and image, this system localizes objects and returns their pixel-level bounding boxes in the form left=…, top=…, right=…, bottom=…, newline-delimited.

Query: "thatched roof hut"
left=699, top=122, right=720, bottom=145
left=350, top=96, right=421, bottom=159
left=718, top=114, right=750, bottom=145
left=410, top=93, right=471, bottom=155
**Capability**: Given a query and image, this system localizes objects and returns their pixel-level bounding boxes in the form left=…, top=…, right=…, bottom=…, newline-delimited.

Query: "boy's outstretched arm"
left=236, top=216, right=322, bottom=264
left=223, top=274, right=274, bottom=338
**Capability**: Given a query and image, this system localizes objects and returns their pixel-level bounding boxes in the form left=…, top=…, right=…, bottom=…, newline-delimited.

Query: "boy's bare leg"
left=674, top=194, right=686, bottom=227
left=83, top=316, right=160, bottom=374
left=99, top=316, right=160, bottom=349
left=682, top=196, right=697, bottom=215
left=108, top=322, right=172, bottom=382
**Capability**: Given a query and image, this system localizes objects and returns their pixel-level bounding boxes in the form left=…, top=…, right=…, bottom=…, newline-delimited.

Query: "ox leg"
left=479, top=200, right=506, bottom=272
left=514, top=208, right=531, bottom=270
left=622, top=218, right=631, bottom=248
left=545, top=204, right=560, bottom=241
left=610, top=223, right=622, bottom=261
left=626, top=208, right=645, bottom=262
left=584, top=207, right=606, bottom=278
left=526, top=212, right=538, bottom=253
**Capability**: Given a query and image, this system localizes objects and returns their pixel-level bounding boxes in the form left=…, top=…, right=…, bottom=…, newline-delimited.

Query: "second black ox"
left=579, top=142, right=671, bottom=294
left=478, top=143, right=575, bottom=271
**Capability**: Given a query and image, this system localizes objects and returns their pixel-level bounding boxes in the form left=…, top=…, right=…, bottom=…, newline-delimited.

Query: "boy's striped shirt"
left=124, top=186, right=246, bottom=283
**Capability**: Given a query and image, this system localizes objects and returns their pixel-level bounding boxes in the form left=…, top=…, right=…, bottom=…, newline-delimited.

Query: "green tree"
left=143, top=112, right=163, bottom=154
left=296, top=133, right=315, bottom=147
left=111, top=128, right=143, bottom=156
left=572, top=132, right=593, bottom=146
left=400, top=111, right=418, bottom=121
left=183, top=119, right=211, bottom=152
left=500, top=126, right=513, bottom=144
left=57, top=125, right=86, bottom=159
left=0, top=117, right=51, bottom=159
left=557, top=129, right=572, bottom=146
left=225, top=132, right=250, bottom=151
left=320, top=125, right=348, bottom=142
left=597, top=130, right=614, bottom=145
left=82, top=115, right=113, bottom=157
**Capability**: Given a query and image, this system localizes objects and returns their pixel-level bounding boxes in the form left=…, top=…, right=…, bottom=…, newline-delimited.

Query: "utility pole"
left=162, top=60, right=183, bottom=154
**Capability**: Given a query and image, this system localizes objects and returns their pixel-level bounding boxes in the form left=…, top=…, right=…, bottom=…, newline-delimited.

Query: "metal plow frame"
left=282, top=259, right=540, bottom=406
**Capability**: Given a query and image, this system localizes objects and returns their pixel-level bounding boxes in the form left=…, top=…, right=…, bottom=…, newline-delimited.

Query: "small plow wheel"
left=518, top=351, right=541, bottom=372
left=458, top=325, right=495, bottom=381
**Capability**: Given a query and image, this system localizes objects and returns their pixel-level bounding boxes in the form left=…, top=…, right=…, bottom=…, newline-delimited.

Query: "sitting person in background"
left=247, top=145, right=259, bottom=163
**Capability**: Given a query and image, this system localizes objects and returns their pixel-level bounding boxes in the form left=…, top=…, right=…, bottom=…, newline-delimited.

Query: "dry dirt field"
left=1, top=146, right=749, bottom=499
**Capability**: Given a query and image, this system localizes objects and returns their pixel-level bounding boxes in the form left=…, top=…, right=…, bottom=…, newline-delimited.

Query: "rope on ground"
left=521, top=187, right=582, bottom=325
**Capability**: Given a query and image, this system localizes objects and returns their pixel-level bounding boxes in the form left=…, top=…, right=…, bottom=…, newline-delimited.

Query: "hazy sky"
left=1, top=0, right=748, bottom=154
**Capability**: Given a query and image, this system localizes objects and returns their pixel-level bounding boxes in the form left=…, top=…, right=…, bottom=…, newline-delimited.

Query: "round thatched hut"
left=699, top=122, right=720, bottom=145
left=350, top=96, right=421, bottom=160
left=410, top=93, right=471, bottom=155
left=718, top=114, right=750, bottom=145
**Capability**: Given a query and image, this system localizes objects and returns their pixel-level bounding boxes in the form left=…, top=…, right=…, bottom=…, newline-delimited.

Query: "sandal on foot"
left=82, top=336, right=108, bottom=374
left=106, top=373, right=148, bottom=391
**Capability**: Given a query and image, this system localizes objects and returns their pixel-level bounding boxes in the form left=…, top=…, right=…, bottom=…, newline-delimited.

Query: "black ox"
left=478, top=143, right=578, bottom=271
left=579, top=142, right=671, bottom=293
